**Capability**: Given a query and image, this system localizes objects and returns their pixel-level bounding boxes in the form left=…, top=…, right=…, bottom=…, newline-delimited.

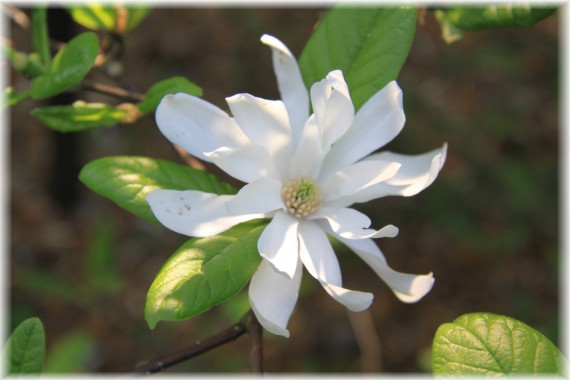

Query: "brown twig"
left=82, top=79, right=145, bottom=103
left=3, top=4, right=30, bottom=29
left=133, top=319, right=248, bottom=374
left=247, top=311, right=264, bottom=373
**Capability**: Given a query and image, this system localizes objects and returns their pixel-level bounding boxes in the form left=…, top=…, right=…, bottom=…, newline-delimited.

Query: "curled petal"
left=298, top=221, right=373, bottom=312
left=156, top=93, right=249, bottom=162
left=205, top=145, right=279, bottom=183
left=309, top=207, right=399, bottom=239
left=249, top=259, right=303, bottom=338
left=258, top=211, right=299, bottom=279
left=337, top=236, right=434, bottom=303
left=225, top=178, right=284, bottom=215
left=318, top=160, right=401, bottom=203
left=366, top=143, right=448, bottom=196
left=335, top=143, right=448, bottom=207
left=310, top=70, right=355, bottom=151
left=320, top=81, right=405, bottom=177
left=261, top=34, right=309, bottom=146
left=146, top=190, right=263, bottom=238
left=226, top=94, right=292, bottom=179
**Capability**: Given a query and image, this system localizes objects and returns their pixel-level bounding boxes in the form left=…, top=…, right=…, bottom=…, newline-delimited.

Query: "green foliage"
left=44, top=332, right=95, bottom=373
left=31, top=32, right=99, bottom=99
left=137, top=76, right=203, bottom=114
left=436, top=6, right=557, bottom=44
left=444, top=6, right=556, bottom=30
left=32, top=7, right=51, bottom=67
left=145, top=221, right=267, bottom=329
left=31, top=101, right=127, bottom=132
left=69, top=4, right=152, bottom=33
left=4, top=87, right=32, bottom=108
left=79, top=156, right=236, bottom=224
left=86, top=217, right=121, bottom=295
left=432, top=312, right=566, bottom=376
left=299, top=6, right=417, bottom=111
left=4, top=317, right=46, bottom=374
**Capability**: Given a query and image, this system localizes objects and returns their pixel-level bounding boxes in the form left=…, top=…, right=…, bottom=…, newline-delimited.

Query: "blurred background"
left=7, top=6, right=560, bottom=373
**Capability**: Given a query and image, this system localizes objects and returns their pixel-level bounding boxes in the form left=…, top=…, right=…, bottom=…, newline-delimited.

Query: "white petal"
left=226, top=94, right=292, bottom=179
left=338, top=236, right=434, bottom=303
left=260, top=34, right=309, bottom=146
left=156, top=93, right=249, bottom=162
left=318, top=161, right=401, bottom=203
left=320, top=81, right=405, bottom=177
left=309, top=207, right=399, bottom=239
left=146, top=190, right=263, bottom=237
left=225, top=178, right=284, bottom=215
left=249, top=259, right=303, bottom=338
left=258, top=211, right=299, bottom=279
left=366, top=143, right=448, bottom=196
left=298, top=221, right=373, bottom=312
left=288, top=115, right=324, bottom=179
left=205, top=145, right=279, bottom=183
left=337, top=143, right=448, bottom=206
left=310, top=70, right=354, bottom=151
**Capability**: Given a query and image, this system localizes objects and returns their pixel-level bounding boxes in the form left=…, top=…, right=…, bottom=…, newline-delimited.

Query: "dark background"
left=7, top=7, right=559, bottom=373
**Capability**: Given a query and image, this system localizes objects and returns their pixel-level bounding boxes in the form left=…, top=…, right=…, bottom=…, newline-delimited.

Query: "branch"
left=134, top=320, right=247, bottom=374
left=82, top=79, right=145, bottom=103
left=246, top=311, right=264, bottom=373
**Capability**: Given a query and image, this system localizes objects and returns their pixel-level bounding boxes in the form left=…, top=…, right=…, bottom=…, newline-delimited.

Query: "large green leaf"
left=31, top=101, right=126, bottom=132
left=299, top=6, right=417, bottom=110
left=4, top=317, right=46, bottom=374
left=31, top=32, right=99, bottom=99
left=69, top=5, right=151, bottom=33
left=432, top=312, right=566, bottom=376
left=137, top=76, right=203, bottom=114
left=444, top=6, right=557, bottom=30
left=145, top=221, right=266, bottom=329
left=79, top=156, right=236, bottom=224
left=44, top=332, right=94, bottom=373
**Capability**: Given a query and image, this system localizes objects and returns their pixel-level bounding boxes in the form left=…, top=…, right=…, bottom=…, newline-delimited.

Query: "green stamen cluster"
left=282, top=177, right=321, bottom=218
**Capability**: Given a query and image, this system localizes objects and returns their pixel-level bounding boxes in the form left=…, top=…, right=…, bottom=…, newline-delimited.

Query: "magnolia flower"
left=147, top=34, right=447, bottom=337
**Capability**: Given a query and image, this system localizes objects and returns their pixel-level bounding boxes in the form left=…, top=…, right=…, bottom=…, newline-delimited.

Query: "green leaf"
left=31, top=32, right=99, bottom=99
left=4, top=87, right=32, bottom=108
left=44, top=331, right=94, bottom=373
left=4, top=317, right=46, bottom=374
left=299, top=6, right=417, bottom=111
left=31, top=101, right=126, bottom=132
left=79, top=156, right=236, bottom=224
left=444, top=6, right=557, bottom=30
left=145, top=221, right=267, bottom=329
left=432, top=312, right=567, bottom=376
left=85, top=216, right=121, bottom=294
left=137, top=76, right=203, bottom=114
left=69, top=5, right=151, bottom=33
left=434, top=10, right=464, bottom=44
left=32, top=7, right=51, bottom=67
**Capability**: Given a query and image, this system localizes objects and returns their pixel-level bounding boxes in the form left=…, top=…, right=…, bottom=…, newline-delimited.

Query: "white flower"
left=147, top=34, right=447, bottom=338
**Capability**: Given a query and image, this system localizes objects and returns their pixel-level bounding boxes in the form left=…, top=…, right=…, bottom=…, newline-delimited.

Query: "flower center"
left=281, top=177, right=321, bottom=218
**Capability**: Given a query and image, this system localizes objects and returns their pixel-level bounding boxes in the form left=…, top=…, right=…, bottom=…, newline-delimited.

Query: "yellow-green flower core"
left=281, top=177, right=321, bottom=218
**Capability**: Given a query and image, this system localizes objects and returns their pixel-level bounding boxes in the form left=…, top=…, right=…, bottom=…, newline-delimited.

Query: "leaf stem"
left=82, top=80, right=145, bottom=103
left=133, top=319, right=247, bottom=374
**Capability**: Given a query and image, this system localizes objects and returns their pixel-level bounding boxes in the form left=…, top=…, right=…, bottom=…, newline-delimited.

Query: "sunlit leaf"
left=4, top=87, right=32, bottom=108
left=444, top=6, right=556, bottom=30
left=3, top=317, right=46, bottom=374
left=137, top=76, right=202, bottom=114
left=79, top=156, right=236, bottom=224
left=432, top=312, right=566, bottom=376
left=299, top=6, right=417, bottom=110
left=434, top=10, right=464, bottom=44
left=145, top=221, right=266, bottom=329
left=31, top=32, right=99, bottom=99
left=31, top=101, right=126, bottom=132
left=69, top=5, right=151, bottom=33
